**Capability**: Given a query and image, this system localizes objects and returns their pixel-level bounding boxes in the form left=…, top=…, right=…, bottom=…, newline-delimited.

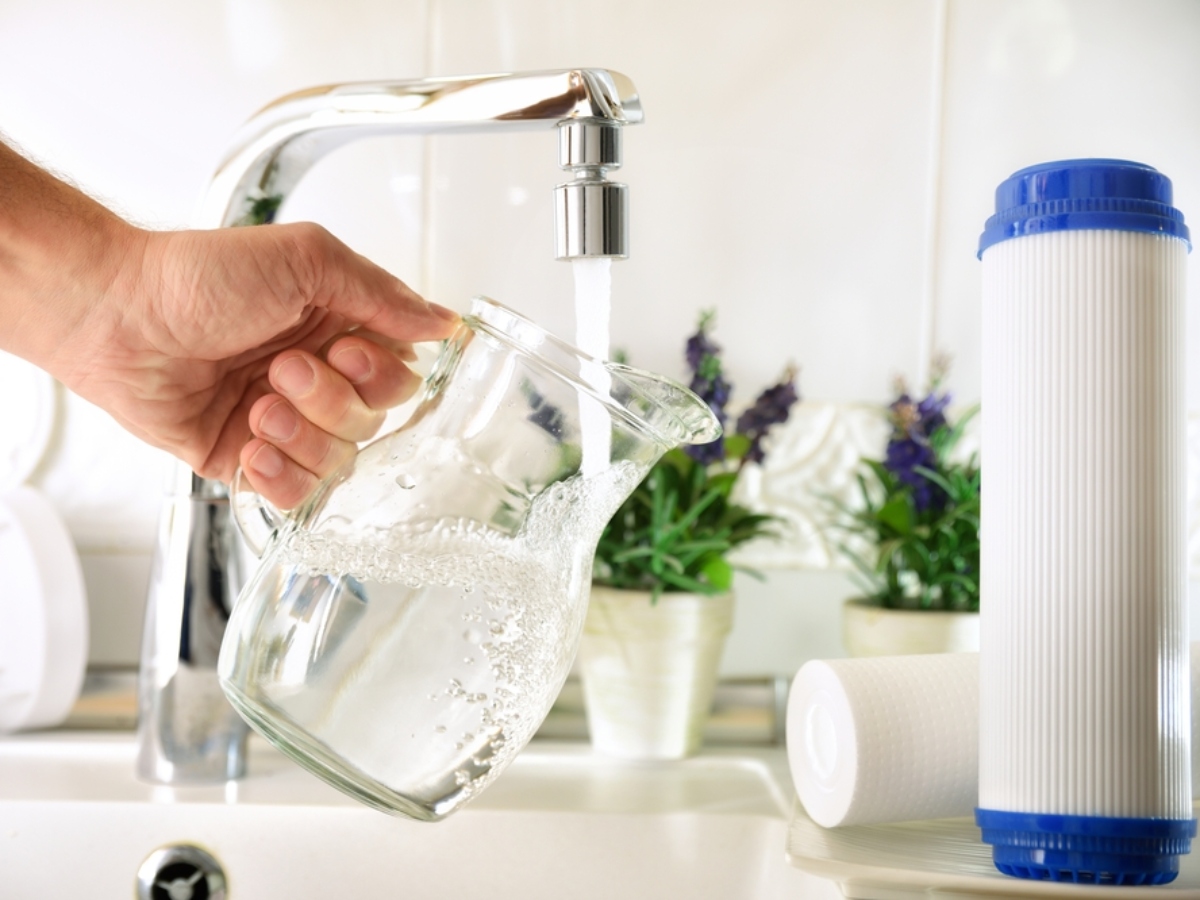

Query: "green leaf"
left=659, top=568, right=723, bottom=595
left=237, top=193, right=284, bottom=226
left=701, top=555, right=734, bottom=591
left=723, top=433, right=753, bottom=460
left=701, top=471, right=739, bottom=500
left=877, top=496, right=914, bottom=535
left=659, top=486, right=725, bottom=543
left=611, top=547, right=659, bottom=564
left=675, top=540, right=736, bottom=568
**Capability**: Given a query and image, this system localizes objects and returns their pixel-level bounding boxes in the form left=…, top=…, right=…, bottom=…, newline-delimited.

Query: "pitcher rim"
left=465, top=296, right=722, bottom=448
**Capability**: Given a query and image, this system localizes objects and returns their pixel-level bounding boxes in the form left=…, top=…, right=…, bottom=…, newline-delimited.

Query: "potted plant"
left=832, top=367, right=981, bottom=657
left=580, top=311, right=798, bottom=759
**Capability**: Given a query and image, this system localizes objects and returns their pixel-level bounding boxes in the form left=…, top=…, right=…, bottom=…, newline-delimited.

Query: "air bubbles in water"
left=266, top=458, right=651, bottom=816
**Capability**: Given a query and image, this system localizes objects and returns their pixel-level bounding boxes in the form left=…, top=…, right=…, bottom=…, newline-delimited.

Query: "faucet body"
left=136, top=471, right=250, bottom=782
left=137, top=69, right=642, bottom=782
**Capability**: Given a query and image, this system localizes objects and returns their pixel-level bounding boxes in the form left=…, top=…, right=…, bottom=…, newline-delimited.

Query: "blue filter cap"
left=978, top=158, right=1191, bottom=257
left=976, top=808, right=1197, bottom=886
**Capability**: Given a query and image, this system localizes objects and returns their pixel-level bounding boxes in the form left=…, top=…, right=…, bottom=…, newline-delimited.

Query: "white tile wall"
left=426, top=0, right=943, bottom=399
left=2, top=0, right=1200, bottom=674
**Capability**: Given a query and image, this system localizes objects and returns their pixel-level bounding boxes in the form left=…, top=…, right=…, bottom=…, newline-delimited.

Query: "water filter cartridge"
left=977, top=159, right=1196, bottom=885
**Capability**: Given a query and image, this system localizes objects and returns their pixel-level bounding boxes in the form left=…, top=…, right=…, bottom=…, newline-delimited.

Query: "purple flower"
left=885, top=436, right=939, bottom=511
left=684, top=314, right=731, bottom=464
left=885, top=388, right=952, bottom=512
left=526, top=387, right=566, bottom=437
left=916, top=392, right=950, bottom=435
left=736, top=372, right=799, bottom=465
left=687, top=366, right=732, bottom=464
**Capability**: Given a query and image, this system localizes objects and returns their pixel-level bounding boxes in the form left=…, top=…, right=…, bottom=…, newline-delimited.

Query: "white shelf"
left=788, top=802, right=1200, bottom=898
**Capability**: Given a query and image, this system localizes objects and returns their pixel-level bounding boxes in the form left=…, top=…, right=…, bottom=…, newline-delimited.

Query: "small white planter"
left=579, top=586, right=734, bottom=760
left=841, top=597, right=979, bottom=657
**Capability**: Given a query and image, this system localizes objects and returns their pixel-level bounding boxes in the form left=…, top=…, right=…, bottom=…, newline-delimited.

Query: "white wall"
left=2, top=0, right=1200, bottom=674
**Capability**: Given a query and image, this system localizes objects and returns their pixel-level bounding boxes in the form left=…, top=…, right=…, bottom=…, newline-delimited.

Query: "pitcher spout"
left=604, top=364, right=722, bottom=448
left=463, top=297, right=720, bottom=457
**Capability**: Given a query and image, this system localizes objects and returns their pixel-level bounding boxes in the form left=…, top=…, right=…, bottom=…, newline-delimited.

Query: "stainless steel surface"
left=200, top=68, right=642, bottom=228
left=558, top=118, right=623, bottom=169
left=555, top=178, right=629, bottom=259
left=136, top=470, right=249, bottom=783
left=555, top=119, right=629, bottom=259
left=141, top=69, right=642, bottom=782
left=136, top=844, right=227, bottom=900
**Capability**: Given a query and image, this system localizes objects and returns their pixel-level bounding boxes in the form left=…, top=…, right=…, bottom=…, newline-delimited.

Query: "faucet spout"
left=201, top=68, right=642, bottom=233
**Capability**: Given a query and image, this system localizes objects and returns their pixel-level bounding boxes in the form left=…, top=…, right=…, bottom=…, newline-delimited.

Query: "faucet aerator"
left=555, top=119, right=629, bottom=259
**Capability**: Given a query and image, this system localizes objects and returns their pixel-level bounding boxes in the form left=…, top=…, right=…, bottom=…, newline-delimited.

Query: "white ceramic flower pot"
left=841, top=597, right=979, bottom=657
left=579, top=586, right=734, bottom=760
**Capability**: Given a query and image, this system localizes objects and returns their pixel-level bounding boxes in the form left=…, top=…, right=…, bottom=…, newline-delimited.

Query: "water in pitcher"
left=223, top=458, right=646, bottom=820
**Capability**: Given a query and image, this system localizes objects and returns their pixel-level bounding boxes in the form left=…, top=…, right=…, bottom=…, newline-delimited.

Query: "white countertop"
left=7, top=732, right=1197, bottom=898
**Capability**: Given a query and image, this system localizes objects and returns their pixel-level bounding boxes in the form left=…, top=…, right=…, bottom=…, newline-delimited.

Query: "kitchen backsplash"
left=2, top=0, right=1199, bottom=672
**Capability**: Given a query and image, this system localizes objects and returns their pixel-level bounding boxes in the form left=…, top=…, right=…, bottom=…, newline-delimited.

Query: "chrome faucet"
left=204, top=68, right=641, bottom=251
left=137, top=467, right=250, bottom=782
left=136, top=69, right=643, bottom=783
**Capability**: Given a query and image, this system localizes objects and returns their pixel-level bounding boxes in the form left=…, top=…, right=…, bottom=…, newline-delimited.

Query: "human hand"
left=53, top=222, right=459, bottom=509
left=0, top=140, right=457, bottom=509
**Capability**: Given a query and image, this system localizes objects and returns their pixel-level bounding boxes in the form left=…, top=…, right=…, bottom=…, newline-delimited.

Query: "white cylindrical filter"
left=786, top=644, right=1200, bottom=828
left=977, top=159, right=1195, bottom=885
left=787, top=653, right=979, bottom=827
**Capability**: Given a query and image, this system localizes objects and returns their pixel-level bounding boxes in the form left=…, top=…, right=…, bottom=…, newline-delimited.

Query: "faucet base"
left=136, top=475, right=250, bottom=784
left=135, top=665, right=249, bottom=784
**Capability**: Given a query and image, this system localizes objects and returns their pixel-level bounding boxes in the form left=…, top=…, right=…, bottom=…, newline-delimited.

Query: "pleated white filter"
left=979, top=228, right=1191, bottom=819
left=1193, top=642, right=1200, bottom=796
left=787, top=644, right=1200, bottom=828
left=787, top=653, right=979, bottom=827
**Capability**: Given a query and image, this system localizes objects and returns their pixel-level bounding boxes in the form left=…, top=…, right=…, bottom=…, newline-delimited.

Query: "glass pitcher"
left=219, top=297, right=720, bottom=821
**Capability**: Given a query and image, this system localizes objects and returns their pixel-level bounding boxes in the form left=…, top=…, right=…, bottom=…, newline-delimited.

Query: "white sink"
left=0, top=733, right=834, bottom=898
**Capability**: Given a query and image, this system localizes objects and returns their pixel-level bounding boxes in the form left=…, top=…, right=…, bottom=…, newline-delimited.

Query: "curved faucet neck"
left=200, top=68, right=642, bottom=230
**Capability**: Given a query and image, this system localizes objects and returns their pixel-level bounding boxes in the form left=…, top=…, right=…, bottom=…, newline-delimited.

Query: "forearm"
left=0, top=139, right=146, bottom=377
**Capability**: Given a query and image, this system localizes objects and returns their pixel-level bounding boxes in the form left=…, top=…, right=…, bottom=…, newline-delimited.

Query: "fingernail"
left=247, top=443, right=284, bottom=478
left=331, top=346, right=372, bottom=384
left=429, top=302, right=459, bottom=324
left=259, top=400, right=298, bottom=442
left=276, top=356, right=316, bottom=396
